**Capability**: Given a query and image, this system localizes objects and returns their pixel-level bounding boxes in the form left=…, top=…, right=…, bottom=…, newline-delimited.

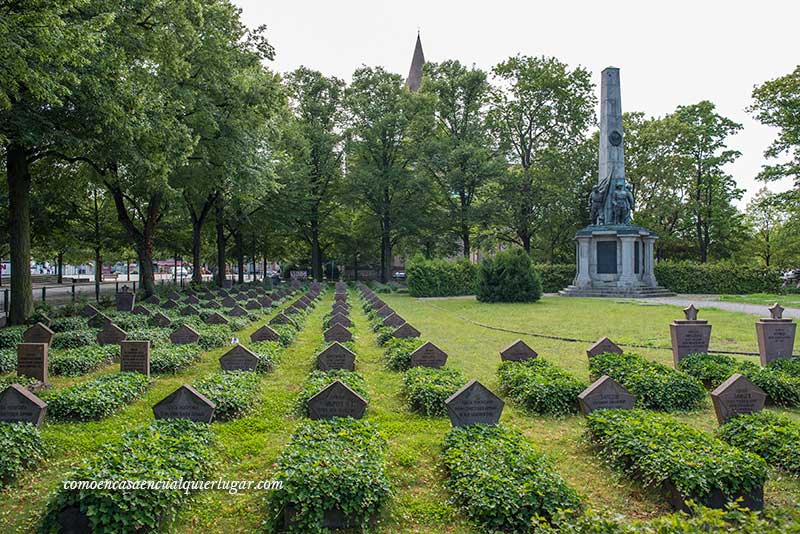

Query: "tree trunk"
left=215, top=201, right=226, bottom=286
left=521, top=232, right=532, bottom=254
left=311, top=231, right=322, bottom=282
left=137, top=246, right=156, bottom=296
left=234, top=231, right=244, bottom=284
left=94, top=247, right=102, bottom=285
left=57, top=252, right=64, bottom=284
left=191, top=219, right=203, bottom=284
left=6, top=144, right=34, bottom=324
left=381, top=229, right=392, bottom=283
left=462, top=223, right=470, bottom=259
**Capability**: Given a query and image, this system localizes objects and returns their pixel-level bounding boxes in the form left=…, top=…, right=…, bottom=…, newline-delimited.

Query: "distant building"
left=405, top=32, right=425, bottom=91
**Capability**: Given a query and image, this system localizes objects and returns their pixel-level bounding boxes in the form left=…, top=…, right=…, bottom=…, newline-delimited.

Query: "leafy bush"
left=50, top=316, right=90, bottom=332
left=402, top=367, right=464, bottom=416
left=150, top=344, right=201, bottom=374
left=193, top=371, right=262, bottom=421
left=249, top=340, right=283, bottom=371
left=655, top=260, right=782, bottom=294
left=442, top=424, right=581, bottom=529
left=678, top=352, right=759, bottom=388
left=272, top=323, right=299, bottom=347
left=0, top=374, right=38, bottom=390
left=383, top=337, right=425, bottom=371
left=375, top=326, right=395, bottom=346
left=196, top=324, right=231, bottom=349
left=586, top=409, right=767, bottom=505
left=267, top=418, right=389, bottom=533
left=499, top=359, right=587, bottom=416
left=51, top=329, right=97, bottom=350
left=0, top=348, right=15, bottom=373
left=295, top=370, right=369, bottom=416
left=718, top=411, right=800, bottom=477
left=590, top=352, right=706, bottom=412
left=41, top=419, right=215, bottom=533
left=477, top=248, right=542, bottom=303
left=0, top=422, right=45, bottom=489
left=0, top=327, right=24, bottom=349
left=49, top=345, right=118, bottom=376
left=43, top=372, right=150, bottom=421
left=104, top=313, right=150, bottom=332
left=535, top=263, right=575, bottom=293
left=406, top=255, right=478, bottom=297
left=126, top=327, right=171, bottom=346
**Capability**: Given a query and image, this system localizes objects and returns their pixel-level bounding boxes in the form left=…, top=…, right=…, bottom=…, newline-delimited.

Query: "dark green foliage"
left=43, top=372, right=150, bottom=421
left=402, top=367, right=465, bottom=416
left=193, top=371, right=261, bottom=421
left=49, top=316, right=90, bottom=332
left=0, top=348, right=15, bottom=373
left=272, top=323, right=299, bottom=347
left=125, top=327, right=171, bottom=346
left=49, top=345, right=118, bottom=376
left=50, top=329, right=97, bottom=350
left=498, top=359, right=587, bottom=416
left=267, top=418, right=390, bottom=533
left=442, top=424, right=582, bottom=529
left=0, top=374, right=38, bottom=390
left=0, top=422, right=45, bottom=489
left=41, top=420, right=215, bottom=533
left=535, top=263, right=575, bottom=293
left=678, top=352, right=759, bottom=388
left=249, top=340, right=283, bottom=372
left=104, top=313, right=150, bottom=332
left=196, top=324, right=231, bottom=349
left=477, top=248, right=542, bottom=303
left=150, top=344, right=201, bottom=374
left=586, top=409, right=767, bottom=504
left=383, top=337, right=425, bottom=371
left=654, top=260, right=782, bottom=294
left=590, top=352, right=706, bottom=412
left=375, top=326, right=395, bottom=346
left=295, top=370, right=369, bottom=416
left=406, top=255, right=478, bottom=297
left=718, top=411, right=800, bottom=477
left=0, top=327, right=24, bottom=349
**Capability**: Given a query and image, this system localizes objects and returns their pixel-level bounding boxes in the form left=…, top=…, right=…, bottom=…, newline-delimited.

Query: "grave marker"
left=17, top=343, right=48, bottom=383
left=152, top=312, right=172, bottom=328
left=250, top=325, right=280, bottom=343
left=669, top=304, right=712, bottom=368
left=445, top=380, right=504, bottom=427
left=23, top=323, right=54, bottom=346
left=578, top=375, right=635, bottom=414
left=228, top=305, right=247, bottom=317
left=170, top=325, right=200, bottom=345
left=120, top=340, right=150, bottom=376
left=586, top=336, right=623, bottom=358
left=87, top=313, right=111, bottom=329
left=219, top=344, right=260, bottom=371
left=756, top=303, right=796, bottom=366
left=324, top=323, right=352, bottom=343
left=710, top=373, right=767, bottom=425
left=162, top=299, right=178, bottom=310
left=116, top=288, right=135, bottom=312
left=500, top=340, right=537, bottom=362
left=316, top=342, right=356, bottom=371
left=307, top=380, right=367, bottom=420
left=330, top=313, right=353, bottom=328
left=0, top=384, right=47, bottom=427
left=132, top=305, right=151, bottom=316
left=153, top=385, right=215, bottom=423
left=82, top=304, right=100, bottom=317
left=180, top=304, right=199, bottom=316
left=393, top=323, right=420, bottom=339
left=410, top=342, right=448, bottom=368
left=97, top=323, right=127, bottom=345
left=205, top=312, right=229, bottom=325
left=382, top=313, right=405, bottom=328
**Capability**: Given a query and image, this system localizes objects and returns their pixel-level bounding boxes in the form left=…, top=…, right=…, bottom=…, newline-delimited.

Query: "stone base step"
left=558, top=285, right=675, bottom=298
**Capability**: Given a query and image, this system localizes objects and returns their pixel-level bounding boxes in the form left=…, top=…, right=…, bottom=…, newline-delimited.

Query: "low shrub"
left=535, top=263, right=575, bottom=293
left=150, top=344, right=201, bottom=374
left=718, top=411, right=800, bottom=477
left=0, top=422, right=46, bottom=489
left=193, top=371, right=262, bottom=421
left=586, top=409, right=767, bottom=506
left=267, top=418, right=390, bottom=533
left=125, top=327, right=171, bottom=346
left=49, top=345, right=118, bottom=376
left=51, top=329, right=97, bottom=350
left=0, top=327, right=24, bottom=350
left=442, top=424, right=581, bottom=529
left=402, top=367, right=464, bottom=416
left=0, top=374, right=38, bottom=390
left=43, top=372, right=150, bottom=421
left=49, top=316, right=90, bottom=332
left=104, top=313, right=150, bottom=332
left=678, top=352, right=759, bottom=388
left=295, top=370, right=369, bottom=416
left=406, top=255, right=478, bottom=297
left=40, top=419, right=215, bottom=533
left=654, top=260, right=782, bottom=294
left=272, top=323, right=300, bottom=347
left=196, top=325, right=231, bottom=349
left=375, top=326, right=395, bottom=346
left=0, top=348, right=15, bottom=373
left=249, top=340, right=283, bottom=372
left=498, top=359, right=587, bottom=416
left=383, top=337, right=425, bottom=371
left=477, top=248, right=542, bottom=303
left=590, top=352, right=706, bottom=412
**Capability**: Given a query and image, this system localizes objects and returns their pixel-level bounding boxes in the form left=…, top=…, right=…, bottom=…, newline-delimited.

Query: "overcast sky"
left=234, top=0, right=797, bottom=206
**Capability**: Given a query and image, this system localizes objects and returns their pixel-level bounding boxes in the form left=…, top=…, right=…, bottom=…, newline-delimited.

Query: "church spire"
left=405, top=32, right=425, bottom=91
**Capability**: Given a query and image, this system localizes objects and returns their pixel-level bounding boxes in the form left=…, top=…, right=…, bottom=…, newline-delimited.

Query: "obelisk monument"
left=598, top=68, right=626, bottom=225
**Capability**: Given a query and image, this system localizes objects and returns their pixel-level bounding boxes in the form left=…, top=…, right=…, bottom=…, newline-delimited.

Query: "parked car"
left=170, top=266, right=192, bottom=276
left=392, top=271, right=406, bottom=281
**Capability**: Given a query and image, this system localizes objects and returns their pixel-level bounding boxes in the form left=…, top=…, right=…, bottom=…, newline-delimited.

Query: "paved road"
left=634, top=295, right=800, bottom=319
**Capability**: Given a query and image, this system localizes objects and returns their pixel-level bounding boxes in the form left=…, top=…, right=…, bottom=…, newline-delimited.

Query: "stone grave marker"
left=97, top=323, right=128, bottom=345
left=205, top=312, right=229, bottom=325
left=170, top=324, right=200, bottom=345
left=258, top=296, right=273, bottom=307
left=410, top=342, right=448, bottom=368
left=206, top=300, right=221, bottom=309
left=120, top=340, right=150, bottom=376
left=87, top=313, right=111, bottom=329
left=445, top=380, right=504, bottom=427
left=222, top=279, right=233, bottom=288
left=245, top=300, right=262, bottom=311
left=307, top=380, right=367, bottom=420
left=116, top=288, right=135, bottom=312
left=229, top=305, right=247, bottom=317
left=180, top=304, right=199, bottom=316
left=578, top=375, right=635, bottom=415
left=324, top=324, right=352, bottom=343
left=317, top=342, right=356, bottom=371
left=269, top=312, right=294, bottom=326
left=376, top=306, right=393, bottom=318
left=152, top=312, right=172, bottom=328
left=710, top=373, right=767, bottom=425
left=132, top=305, right=151, bottom=316
left=586, top=336, right=623, bottom=358
left=146, top=295, right=161, bottom=305
left=220, top=344, right=260, bottom=371
left=82, top=304, right=100, bottom=317
left=669, top=304, right=712, bottom=368
left=186, top=295, right=200, bottom=305
left=153, top=385, right=215, bottom=423
left=382, top=313, right=405, bottom=328
left=393, top=323, right=421, bottom=339
left=221, top=296, right=237, bottom=307
left=162, top=299, right=178, bottom=310
left=167, top=291, right=181, bottom=300
left=0, top=384, right=47, bottom=427
left=500, top=340, right=537, bottom=362
left=756, top=303, right=797, bottom=366
left=330, top=313, right=353, bottom=328
left=17, top=343, right=48, bottom=383
left=23, top=323, right=54, bottom=346
left=250, top=325, right=280, bottom=343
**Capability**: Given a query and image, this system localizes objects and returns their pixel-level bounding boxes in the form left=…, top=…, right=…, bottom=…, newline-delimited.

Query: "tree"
left=485, top=55, right=595, bottom=254
left=744, top=188, right=783, bottom=266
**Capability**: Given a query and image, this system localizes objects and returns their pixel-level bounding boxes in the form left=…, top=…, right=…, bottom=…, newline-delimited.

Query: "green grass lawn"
left=1, top=292, right=798, bottom=533
left=719, top=292, right=800, bottom=307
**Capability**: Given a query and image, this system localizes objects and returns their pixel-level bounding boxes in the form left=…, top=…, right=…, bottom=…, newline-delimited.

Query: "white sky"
left=234, top=0, right=798, bottom=206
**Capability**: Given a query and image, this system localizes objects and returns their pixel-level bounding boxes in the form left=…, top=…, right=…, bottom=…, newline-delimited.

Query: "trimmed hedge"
left=193, top=371, right=261, bottom=421
left=295, top=370, right=369, bottom=416
left=150, top=344, right=201, bottom=374
left=402, top=367, right=465, bottom=416
left=43, top=372, right=150, bottom=421
left=383, top=337, right=425, bottom=371
left=477, top=248, right=542, bottom=303
left=41, top=419, right=215, bottom=533
left=590, top=352, right=706, bottom=412
left=586, top=409, right=767, bottom=506
left=442, top=424, right=581, bottom=529
left=267, top=418, right=390, bottom=533
left=498, top=359, right=587, bottom=416
left=718, top=411, right=800, bottom=477
left=654, top=260, right=782, bottom=294
left=406, top=255, right=478, bottom=297
left=0, top=422, right=45, bottom=489
left=50, top=345, right=118, bottom=376
left=536, top=263, right=575, bottom=293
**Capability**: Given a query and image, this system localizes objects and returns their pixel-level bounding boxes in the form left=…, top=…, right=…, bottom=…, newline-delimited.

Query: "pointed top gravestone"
left=180, top=304, right=199, bottom=316
left=185, top=295, right=200, bottom=305
left=316, top=342, right=356, bottom=371
left=500, top=340, right=537, bottom=362
left=87, top=313, right=111, bottom=329
left=162, top=299, right=178, bottom=310
left=132, top=305, right=151, bottom=316
left=393, top=323, right=421, bottom=339
left=250, top=325, right=280, bottom=343
left=307, top=380, right=367, bottom=420
left=23, top=323, right=54, bottom=346
left=153, top=385, right=215, bottom=423
left=410, top=342, right=448, bottom=368
left=245, top=300, right=262, bottom=311
left=710, top=373, right=767, bottom=425
left=221, top=296, right=236, bottom=307
left=324, top=323, right=352, bottom=343
left=383, top=313, right=406, bottom=328
left=228, top=305, right=247, bottom=317
left=170, top=324, right=200, bottom=345
left=269, top=312, right=294, bottom=326
left=220, top=344, right=260, bottom=371
left=146, top=295, right=161, bottom=305
left=152, top=312, right=172, bottom=328
left=258, top=296, right=273, bottom=307
left=578, top=375, right=635, bottom=414
left=330, top=313, right=353, bottom=328
left=205, top=312, right=229, bottom=325
left=376, top=306, right=393, bottom=318
left=445, top=380, right=504, bottom=427
left=586, top=337, right=623, bottom=358
left=82, top=304, right=100, bottom=317
left=167, top=291, right=181, bottom=300
left=97, top=323, right=127, bottom=345
left=0, top=384, right=47, bottom=427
